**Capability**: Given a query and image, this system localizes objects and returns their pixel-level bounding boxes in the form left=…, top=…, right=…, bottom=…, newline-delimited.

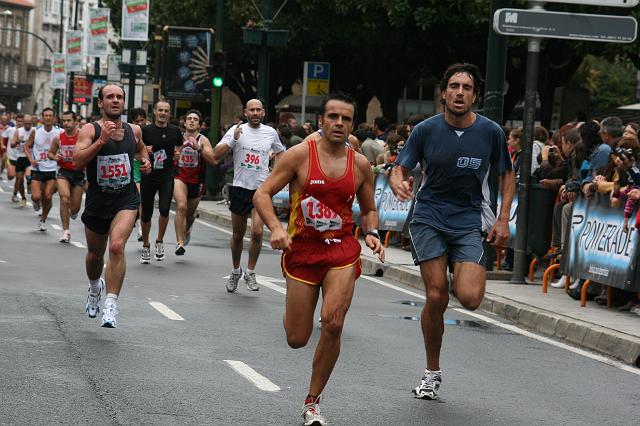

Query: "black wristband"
left=366, top=231, right=381, bottom=240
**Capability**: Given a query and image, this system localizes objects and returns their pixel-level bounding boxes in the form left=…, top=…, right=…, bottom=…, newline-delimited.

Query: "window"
left=12, top=63, right=18, bottom=83
left=3, top=63, right=9, bottom=82
left=5, top=21, right=11, bottom=48
left=45, top=0, right=60, bottom=16
left=15, top=24, right=20, bottom=48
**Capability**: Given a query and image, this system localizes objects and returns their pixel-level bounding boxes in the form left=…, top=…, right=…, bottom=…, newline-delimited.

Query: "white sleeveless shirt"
left=32, top=126, right=58, bottom=172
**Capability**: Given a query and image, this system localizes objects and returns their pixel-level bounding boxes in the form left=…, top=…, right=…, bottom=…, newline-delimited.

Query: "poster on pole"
left=107, top=55, right=122, bottom=82
left=51, top=53, right=66, bottom=89
left=121, top=0, right=150, bottom=41
left=87, top=8, right=110, bottom=57
left=66, top=30, right=83, bottom=72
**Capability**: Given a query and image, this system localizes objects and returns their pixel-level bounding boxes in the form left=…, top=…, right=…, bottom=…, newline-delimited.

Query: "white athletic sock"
left=105, top=293, right=118, bottom=308
left=246, top=269, right=255, bottom=274
left=232, top=267, right=242, bottom=274
left=89, top=278, right=102, bottom=295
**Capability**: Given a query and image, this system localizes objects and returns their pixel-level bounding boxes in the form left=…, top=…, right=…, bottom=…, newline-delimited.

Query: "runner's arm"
left=74, top=123, right=105, bottom=169
left=133, top=124, right=151, bottom=174
left=487, top=168, right=516, bottom=247
left=212, top=142, right=230, bottom=163
left=389, top=164, right=414, bottom=201
left=25, top=130, right=35, bottom=165
left=10, top=131, right=19, bottom=148
left=47, top=136, right=61, bottom=161
left=355, top=154, right=384, bottom=262
left=199, top=136, right=217, bottom=166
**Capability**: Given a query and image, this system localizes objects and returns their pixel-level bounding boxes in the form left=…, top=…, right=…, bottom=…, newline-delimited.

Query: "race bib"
left=240, top=148, right=266, bottom=173
left=153, top=149, right=167, bottom=170
left=301, top=196, right=342, bottom=232
left=97, top=153, right=131, bottom=190
left=178, top=146, right=199, bottom=168
left=61, top=145, right=75, bottom=162
left=38, top=151, right=48, bottom=161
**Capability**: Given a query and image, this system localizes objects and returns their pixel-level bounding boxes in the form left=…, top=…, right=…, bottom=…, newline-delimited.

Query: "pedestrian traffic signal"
left=211, top=51, right=226, bottom=88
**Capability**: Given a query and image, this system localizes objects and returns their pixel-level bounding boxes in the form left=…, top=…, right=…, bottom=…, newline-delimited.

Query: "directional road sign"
left=537, top=0, right=639, bottom=7
left=494, top=8, right=637, bottom=43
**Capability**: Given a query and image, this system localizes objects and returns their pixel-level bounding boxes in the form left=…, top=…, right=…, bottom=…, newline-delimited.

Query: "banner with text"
left=86, top=8, right=110, bottom=57
left=50, top=53, right=66, bottom=89
left=66, top=30, right=83, bottom=72
left=122, top=0, right=150, bottom=41
left=565, top=193, right=640, bottom=291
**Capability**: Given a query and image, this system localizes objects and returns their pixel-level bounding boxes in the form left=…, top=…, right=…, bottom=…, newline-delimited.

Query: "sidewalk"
left=193, top=199, right=640, bottom=367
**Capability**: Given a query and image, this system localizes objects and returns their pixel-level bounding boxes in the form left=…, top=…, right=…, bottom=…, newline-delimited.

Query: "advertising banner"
left=66, top=30, right=83, bottom=72
left=122, top=0, right=150, bottom=41
left=87, top=8, right=109, bottom=57
left=565, top=193, right=640, bottom=291
left=50, top=53, right=66, bottom=89
left=107, top=55, right=122, bottom=82
left=376, top=173, right=413, bottom=232
left=162, top=27, right=213, bottom=101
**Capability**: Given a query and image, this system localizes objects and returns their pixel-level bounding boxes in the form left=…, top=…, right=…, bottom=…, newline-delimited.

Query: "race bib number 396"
left=97, top=153, right=131, bottom=190
left=301, top=196, right=342, bottom=232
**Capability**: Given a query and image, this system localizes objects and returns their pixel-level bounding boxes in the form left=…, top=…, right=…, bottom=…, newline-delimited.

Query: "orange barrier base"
left=580, top=280, right=592, bottom=307
left=542, top=263, right=560, bottom=294
left=529, top=258, right=538, bottom=282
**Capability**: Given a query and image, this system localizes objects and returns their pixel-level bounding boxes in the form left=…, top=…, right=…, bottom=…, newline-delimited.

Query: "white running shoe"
left=85, top=278, right=104, bottom=318
left=11, top=194, right=19, bottom=203
left=20, top=199, right=27, bottom=208
left=551, top=275, right=567, bottom=288
left=154, top=241, right=165, bottom=261
left=100, top=303, right=118, bottom=328
left=140, top=246, right=151, bottom=264
left=413, top=369, right=442, bottom=400
left=569, top=278, right=581, bottom=290
left=60, top=230, right=71, bottom=243
left=227, top=268, right=243, bottom=293
left=245, top=271, right=259, bottom=291
left=302, top=396, right=327, bottom=426
left=38, top=220, right=46, bottom=232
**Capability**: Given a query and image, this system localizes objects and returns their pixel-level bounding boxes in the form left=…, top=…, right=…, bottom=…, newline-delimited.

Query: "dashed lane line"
left=224, top=360, right=281, bottom=392
left=359, top=275, right=640, bottom=376
left=51, top=224, right=62, bottom=231
left=149, top=301, right=185, bottom=321
left=71, top=241, right=86, bottom=248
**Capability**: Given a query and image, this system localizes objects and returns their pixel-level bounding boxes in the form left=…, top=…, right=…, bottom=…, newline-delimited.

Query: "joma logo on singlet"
left=457, top=157, right=482, bottom=170
left=310, top=179, right=325, bottom=185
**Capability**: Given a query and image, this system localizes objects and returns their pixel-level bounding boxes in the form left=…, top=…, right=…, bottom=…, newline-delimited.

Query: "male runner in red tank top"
left=48, top=110, right=85, bottom=243
left=254, top=93, right=384, bottom=426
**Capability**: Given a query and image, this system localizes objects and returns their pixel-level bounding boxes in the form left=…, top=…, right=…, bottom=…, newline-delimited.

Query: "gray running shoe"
left=140, top=246, right=151, bottom=264
left=413, top=369, right=442, bottom=400
left=227, top=268, right=243, bottom=293
left=244, top=271, right=259, bottom=291
left=100, top=303, right=118, bottom=328
left=302, top=397, right=327, bottom=426
left=85, top=278, right=104, bottom=318
left=154, top=241, right=165, bottom=261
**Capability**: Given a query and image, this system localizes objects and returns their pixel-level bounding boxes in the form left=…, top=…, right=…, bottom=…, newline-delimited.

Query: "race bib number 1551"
left=97, top=153, right=130, bottom=190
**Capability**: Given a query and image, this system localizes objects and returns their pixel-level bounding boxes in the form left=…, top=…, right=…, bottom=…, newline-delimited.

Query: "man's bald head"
left=244, top=99, right=266, bottom=128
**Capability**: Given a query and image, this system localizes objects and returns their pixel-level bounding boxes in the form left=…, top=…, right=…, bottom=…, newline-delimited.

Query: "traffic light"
left=53, top=89, right=61, bottom=113
left=211, top=51, right=226, bottom=88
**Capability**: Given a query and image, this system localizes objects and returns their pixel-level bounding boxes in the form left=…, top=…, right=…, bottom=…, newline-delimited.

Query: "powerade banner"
left=565, top=193, right=640, bottom=291
left=272, top=184, right=289, bottom=208
left=376, top=172, right=412, bottom=231
left=497, top=193, right=518, bottom=248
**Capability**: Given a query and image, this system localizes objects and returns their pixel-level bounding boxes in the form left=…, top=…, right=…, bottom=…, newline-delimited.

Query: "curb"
left=190, top=203, right=640, bottom=367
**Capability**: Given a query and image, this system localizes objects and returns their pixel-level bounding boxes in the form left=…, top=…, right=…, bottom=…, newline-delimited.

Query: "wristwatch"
left=365, top=229, right=381, bottom=240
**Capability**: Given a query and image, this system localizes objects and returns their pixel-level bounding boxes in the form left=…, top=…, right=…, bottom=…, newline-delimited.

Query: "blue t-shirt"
left=396, top=113, right=512, bottom=233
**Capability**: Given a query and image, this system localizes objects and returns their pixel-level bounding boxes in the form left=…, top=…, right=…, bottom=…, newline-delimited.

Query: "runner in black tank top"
left=73, top=83, right=151, bottom=329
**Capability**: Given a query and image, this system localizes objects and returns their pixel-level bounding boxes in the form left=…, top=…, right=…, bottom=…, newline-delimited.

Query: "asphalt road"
left=0, top=180, right=639, bottom=425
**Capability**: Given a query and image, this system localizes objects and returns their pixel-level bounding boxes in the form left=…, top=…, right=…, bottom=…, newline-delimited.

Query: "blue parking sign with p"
left=307, top=62, right=330, bottom=80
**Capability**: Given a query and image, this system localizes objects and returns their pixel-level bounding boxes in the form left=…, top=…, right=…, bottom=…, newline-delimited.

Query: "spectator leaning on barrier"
left=581, top=117, right=623, bottom=196
left=356, top=123, right=382, bottom=165
left=623, top=121, right=638, bottom=139
left=530, top=125, right=549, bottom=175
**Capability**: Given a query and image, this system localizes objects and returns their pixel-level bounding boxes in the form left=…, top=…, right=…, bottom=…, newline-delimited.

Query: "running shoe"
left=184, top=229, right=191, bottom=246
left=551, top=275, right=568, bottom=288
left=33, top=200, right=41, bottom=213
left=38, top=220, right=46, bottom=232
left=20, top=198, right=26, bottom=208
left=11, top=194, right=19, bottom=203
left=413, top=369, right=442, bottom=400
left=302, top=396, right=327, bottom=426
left=227, top=268, right=243, bottom=293
left=140, top=246, right=151, bottom=264
left=70, top=212, right=78, bottom=220
left=175, top=241, right=186, bottom=256
left=245, top=271, right=259, bottom=291
left=85, top=278, right=104, bottom=318
left=631, top=305, right=640, bottom=316
left=59, top=230, right=71, bottom=243
left=100, top=303, right=118, bottom=328
left=154, top=241, right=165, bottom=261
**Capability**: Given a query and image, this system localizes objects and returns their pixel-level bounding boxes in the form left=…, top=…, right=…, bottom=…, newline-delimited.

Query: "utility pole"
left=67, top=0, right=80, bottom=111
left=206, top=0, right=225, bottom=198
left=256, top=0, right=272, bottom=111
left=91, top=0, right=102, bottom=117
left=55, top=0, right=65, bottom=114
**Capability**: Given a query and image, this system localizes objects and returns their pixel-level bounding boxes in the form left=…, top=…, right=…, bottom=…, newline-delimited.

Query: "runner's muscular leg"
left=284, top=276, right=320, bottom=348
left=85, top=226, right=109, bottom=281
left=419, top=255, right=449, bottom=371
left=70, top=184, right=84, bottom=215
left=230, top=212, right=248, bottom=269
left=31, top=179, right=42, bottom=203
left=309, top=265, right=357, bottom=396
left=185, top=197, right=200, bottom=231
left=452, top=262, right=485, bottom=311
left=57, top=178, right=72, bottom=229
left=41, top=179, right=56, bottom=220
left=247, top=208, right=264, bottom=270
left=173, top=179, right=188, bottom=242
left=104, top=209, right=137, bottom=295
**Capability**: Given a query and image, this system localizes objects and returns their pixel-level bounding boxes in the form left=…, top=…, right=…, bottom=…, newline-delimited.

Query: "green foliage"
left=570, top=55, right=637, bottom=111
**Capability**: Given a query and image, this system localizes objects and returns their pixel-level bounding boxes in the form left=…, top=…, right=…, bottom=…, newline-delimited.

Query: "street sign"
left=305, top=62, right=330, bottom=96
left=536, top=0, right=639, bottom=7
left=494, top=8, right=637, bottom=43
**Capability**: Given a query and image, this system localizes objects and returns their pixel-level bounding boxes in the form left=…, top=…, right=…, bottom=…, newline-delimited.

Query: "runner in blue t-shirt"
left=390, top=63, right=515, bottom=401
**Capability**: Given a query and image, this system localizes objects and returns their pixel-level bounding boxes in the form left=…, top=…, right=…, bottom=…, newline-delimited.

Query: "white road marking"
left=0, top=186, right=4, bottom=192
left=224, top=360, right=281, bottom=392
left=51, top=224, right=62, bottom=231
left=71, top=241, right=86, bottom=248
left=149, top=301, right=185, bottom=321
left=0, top=259, right=6, bottom=263
left=359, top=275, right=640, bottom=376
